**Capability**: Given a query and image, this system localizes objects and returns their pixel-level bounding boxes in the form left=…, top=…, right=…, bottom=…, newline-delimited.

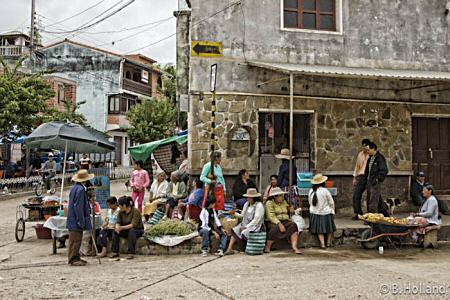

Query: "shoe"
left=57, top=243, right=66, bottom=249
left=320, top=244, right=327, bottom=249
left=70, top=260, right=86, bottom=266
left=352, top=215, right=359, bottom=220
left=225, top=249, right=238, bottom=255
left=126, top=254, right=134, bottom=260
left=79, top=259, right=87, bottom=265
left=109, top=253, right=120, bottom=258
left=214, top=249, right=224, bottom=257
left=201, top=250, right=208, bottom=257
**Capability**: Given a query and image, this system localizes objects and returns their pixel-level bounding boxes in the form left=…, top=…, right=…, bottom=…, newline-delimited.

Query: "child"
left=199, top=197, right=227, bottom=257
left=98, top=196, right=120, bottom=257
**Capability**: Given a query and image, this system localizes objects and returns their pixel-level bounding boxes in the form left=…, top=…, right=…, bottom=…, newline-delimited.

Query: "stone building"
left=177, top=0, right=450, bottom=209
left=35, top=39, right=163, bottom=166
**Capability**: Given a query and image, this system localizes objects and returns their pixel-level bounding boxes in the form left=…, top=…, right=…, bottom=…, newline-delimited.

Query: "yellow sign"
left=191, top=41, right=222, bottom=57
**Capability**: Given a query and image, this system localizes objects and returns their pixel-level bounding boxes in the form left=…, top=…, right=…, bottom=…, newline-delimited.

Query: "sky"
left=0, top=0, right=179, bottom=64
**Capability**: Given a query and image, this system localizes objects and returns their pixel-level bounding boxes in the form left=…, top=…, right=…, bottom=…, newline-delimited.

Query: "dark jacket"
left=410, top=179, right=425, bottom=206
left=364, top=151, right=388, bottom=186
left=278, top=160, right=297, bottom=189
left=232, top=177, right=256, bottom=200
left=67, top=182, right=92, bottom=232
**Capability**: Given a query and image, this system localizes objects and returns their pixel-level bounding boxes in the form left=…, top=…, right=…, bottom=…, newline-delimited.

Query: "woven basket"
left=245, top=231, right=266, bottom=255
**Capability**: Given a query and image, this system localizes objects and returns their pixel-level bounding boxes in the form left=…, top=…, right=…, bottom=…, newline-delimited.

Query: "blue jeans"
left=199, top=228, right=227, bottom=251
left=98, top=228, right=114, bottom=248
left=112, top=228, right=144, bottom=254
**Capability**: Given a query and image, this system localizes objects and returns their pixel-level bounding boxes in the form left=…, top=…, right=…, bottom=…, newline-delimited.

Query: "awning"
left=129, top=132, right=188, bottom=163
left=247, top=61, right=450, bottom=82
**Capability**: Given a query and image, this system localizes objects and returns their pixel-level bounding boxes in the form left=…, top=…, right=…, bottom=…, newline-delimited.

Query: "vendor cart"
left=15, top=197, right=60, bottom=242
left=358, top=219, right=421, bottom=250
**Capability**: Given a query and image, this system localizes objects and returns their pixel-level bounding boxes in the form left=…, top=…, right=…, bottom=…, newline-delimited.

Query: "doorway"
left=412, top=117, right=450, bottom=194
left=114, top=136, right=123, bottom=166
left=258, top=112, right=312, bottom=191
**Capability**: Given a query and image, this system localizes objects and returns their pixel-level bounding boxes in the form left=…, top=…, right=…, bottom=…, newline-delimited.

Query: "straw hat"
left=275, top=148, right=294, bottom=160
left=269, top=187, right=287, bottom=197
left=243, top=188, right=262, bottom=198
left=311, top=174, right=328, bottom=185
left=156, top=168, right=166, bottom=177
left=72, top=169, right=94, bottom=183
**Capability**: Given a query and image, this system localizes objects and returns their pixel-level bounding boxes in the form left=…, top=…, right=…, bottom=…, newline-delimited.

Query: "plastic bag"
left=292, top=214, right=305, bottom=232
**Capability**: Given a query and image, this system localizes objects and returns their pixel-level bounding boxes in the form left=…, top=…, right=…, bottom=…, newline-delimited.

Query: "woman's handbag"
left=245, top=231, right=266, bottom=255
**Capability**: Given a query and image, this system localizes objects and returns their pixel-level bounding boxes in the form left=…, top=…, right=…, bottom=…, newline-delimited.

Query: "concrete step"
left=437, top=195, right=450, bottom=201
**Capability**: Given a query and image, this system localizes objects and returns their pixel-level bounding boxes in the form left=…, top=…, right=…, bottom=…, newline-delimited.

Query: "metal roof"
left=248, top=61, right=450, bottom=82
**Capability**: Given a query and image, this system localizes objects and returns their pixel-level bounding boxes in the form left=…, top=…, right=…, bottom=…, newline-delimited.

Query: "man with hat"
left=411, top=171, right=426, bottom=206
left=276, top=148, right=297, bottom=190
left=39, top=152, right=57, bottom=194
left=67, top=169, right=95, bottom=266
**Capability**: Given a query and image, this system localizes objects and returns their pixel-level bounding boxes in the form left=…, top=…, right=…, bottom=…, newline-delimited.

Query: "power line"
left=126, top=0, right=242, bottom=54
left=43, top=0, right=108, bottom=27
left=41, top=0, right=135, bottom=35
left=81, top=16, right=173, bottom=35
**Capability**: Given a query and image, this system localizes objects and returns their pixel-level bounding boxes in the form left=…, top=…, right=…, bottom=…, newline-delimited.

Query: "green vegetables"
left=145, top=219, right=196, bottom=238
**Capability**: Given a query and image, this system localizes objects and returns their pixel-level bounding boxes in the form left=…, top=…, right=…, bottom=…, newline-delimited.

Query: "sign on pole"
left=192, top=41, right=223, bottom=57
left=210, top=64, right=217, bottom=92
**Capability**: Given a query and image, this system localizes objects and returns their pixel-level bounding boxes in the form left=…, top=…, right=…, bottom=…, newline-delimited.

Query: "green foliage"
left=43, top=99, right=88, bottom=125
left=144, top=219, right=195, bottom=238
left=0, top=56, right=55, bottom=142
left=126, top=98, right=176, bottom=144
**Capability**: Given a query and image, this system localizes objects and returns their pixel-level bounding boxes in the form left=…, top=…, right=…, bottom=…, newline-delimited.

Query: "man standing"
left=351, top=139, right=371, bottom=220
left=410, top=171, right=426, bottom=206
left=80, top=154, right=91, bottom=170
left=67, top=169, right=94, bottom=266
left=364, top=142, right=390, bottom=216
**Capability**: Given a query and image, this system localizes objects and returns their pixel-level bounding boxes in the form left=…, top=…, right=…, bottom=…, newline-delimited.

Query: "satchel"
left=245, top=231, right=266, bottom=255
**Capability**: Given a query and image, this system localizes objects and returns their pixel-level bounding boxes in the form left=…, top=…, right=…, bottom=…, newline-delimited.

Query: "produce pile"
left=360, top=213, right=409, bottom=225
left=144, top=219, right=196, bottom=239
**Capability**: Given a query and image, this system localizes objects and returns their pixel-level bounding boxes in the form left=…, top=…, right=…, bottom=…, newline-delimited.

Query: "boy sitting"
left=199, top=197, right=227, bottom=257
left=98, top=196, right=120, bottom=257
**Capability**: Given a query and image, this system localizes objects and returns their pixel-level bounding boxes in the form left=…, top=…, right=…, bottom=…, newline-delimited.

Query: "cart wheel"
left=49, top=180, right=57, bottom=195
left=360, top=229, right=379, bottom=249
left=35, top=183, right=43, bottom=196
left=15, top=218, right=25, bottom=242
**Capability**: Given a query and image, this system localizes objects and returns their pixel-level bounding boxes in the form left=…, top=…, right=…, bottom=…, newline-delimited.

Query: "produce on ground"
left=359, top=213, right=409, bottom=225
left=144, top=219, right=196, bottom=238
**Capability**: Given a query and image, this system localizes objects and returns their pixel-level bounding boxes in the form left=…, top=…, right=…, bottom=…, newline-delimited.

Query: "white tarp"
left=147, top=231, right=199, bottom=247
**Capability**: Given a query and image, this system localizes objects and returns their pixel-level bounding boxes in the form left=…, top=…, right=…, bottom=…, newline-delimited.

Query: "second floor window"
left=283, top=0, right=336, bottom=31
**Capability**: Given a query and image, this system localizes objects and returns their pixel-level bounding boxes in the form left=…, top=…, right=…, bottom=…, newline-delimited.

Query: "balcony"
left=122, top=78, right=152, bottom=97
left=0, top=46, right=29, bottom=57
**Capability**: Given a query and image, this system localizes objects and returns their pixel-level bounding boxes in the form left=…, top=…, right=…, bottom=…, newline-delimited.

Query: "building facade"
left=35, top=40, right=163, bottom=166
left=177, top=0, right=450, bottom=210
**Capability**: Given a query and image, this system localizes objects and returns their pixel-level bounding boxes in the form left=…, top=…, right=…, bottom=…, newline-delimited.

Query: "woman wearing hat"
left=265, top=187, right=302, bottom=254
left=225, top=188, right=265, bottom=255
left=143, top=169, right=168, bottom=221
left=308, top=174, right=336, bottom=249
left=276, top=148, right=297, bottom=190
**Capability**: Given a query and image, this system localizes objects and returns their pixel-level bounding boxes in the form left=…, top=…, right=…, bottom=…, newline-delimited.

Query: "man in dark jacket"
left=411, top=171, right=426, bottom=206
left=364, top=142, right=390, bottom=216
left=232, top=169, right=256, bottom=209
left=67, top=169, right=94, bottom=266
left=276, top=149, right=297, bottom=190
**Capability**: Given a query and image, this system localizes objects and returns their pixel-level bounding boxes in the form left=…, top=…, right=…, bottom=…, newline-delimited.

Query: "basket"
left=33, top=224, right=52, bottom=239
left=245, top=231, right=266, bottom=255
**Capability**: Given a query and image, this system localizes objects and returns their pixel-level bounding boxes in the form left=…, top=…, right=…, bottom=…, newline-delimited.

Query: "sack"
left=214, top=185, right=225, bottom=211
left=150, top=208, right=165, bottom=225
left=245, top=231, right=266, bottom=255
left=292, top=215, right=305, bottom=232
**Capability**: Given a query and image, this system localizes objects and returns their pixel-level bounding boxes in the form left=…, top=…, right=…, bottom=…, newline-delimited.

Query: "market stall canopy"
left=0, top=133, right=26, bottom=144
left=24, top=121, right=115, bottom=153
left=129, top=133, right=188, bottom=163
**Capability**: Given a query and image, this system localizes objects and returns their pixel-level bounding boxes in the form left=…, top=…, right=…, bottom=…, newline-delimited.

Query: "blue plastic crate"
left=298, top=179, right=312, bottom=188
left=297, top=172, right=313, bottom=180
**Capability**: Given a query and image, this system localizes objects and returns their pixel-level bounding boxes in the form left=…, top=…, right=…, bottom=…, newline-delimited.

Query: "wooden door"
left=412, top=118, right=450, bottom=194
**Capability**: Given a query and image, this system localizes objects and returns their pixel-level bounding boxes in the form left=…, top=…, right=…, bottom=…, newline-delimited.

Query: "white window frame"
left=280, top=0, right=343, bottom=35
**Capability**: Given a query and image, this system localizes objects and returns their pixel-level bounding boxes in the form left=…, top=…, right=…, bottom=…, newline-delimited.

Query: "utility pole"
left=30, top=0, right=36, bottom=72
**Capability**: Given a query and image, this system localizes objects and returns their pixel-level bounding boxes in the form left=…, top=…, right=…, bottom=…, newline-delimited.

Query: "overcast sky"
left=0, top=0, right=178, bottom=64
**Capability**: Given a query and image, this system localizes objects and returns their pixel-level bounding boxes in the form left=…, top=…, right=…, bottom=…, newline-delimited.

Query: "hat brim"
left=269, top=191, right=288, bottom=197
left=275, top=154, right=294, bottom=159
left=311, top=176, right=328, bottom=185
left=72, top=173, right=95, bottom=182
left=243, top=193, right=262, bottom=198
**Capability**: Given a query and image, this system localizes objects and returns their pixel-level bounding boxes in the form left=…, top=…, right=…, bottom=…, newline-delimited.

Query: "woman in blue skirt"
left=309, top=174, right=336, bottom=249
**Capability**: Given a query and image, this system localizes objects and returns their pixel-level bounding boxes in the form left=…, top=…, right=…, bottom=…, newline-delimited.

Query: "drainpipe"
left=289, top=72, right=294, bottom=204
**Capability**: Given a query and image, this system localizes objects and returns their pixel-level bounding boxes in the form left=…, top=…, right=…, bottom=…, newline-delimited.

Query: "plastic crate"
left=298, top=179, right=312, bottom=188
left=297, top=172, right=313, bottom=180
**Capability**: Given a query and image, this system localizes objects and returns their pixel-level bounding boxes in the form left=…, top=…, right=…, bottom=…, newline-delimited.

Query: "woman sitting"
left=178, top=178, right=205, bottom=222
left=225, top=188, right=265, bottom=255
left=144, top=169, right=168, bottom=221
left=232, top=169, right=256, bottom=210
left=410, top=183, right=441, bottom=238
left=308, top=174, right=336, bottom=249
left=265, top=187, right=302, bottom=254
left=263, top=174, right=278, bottom=203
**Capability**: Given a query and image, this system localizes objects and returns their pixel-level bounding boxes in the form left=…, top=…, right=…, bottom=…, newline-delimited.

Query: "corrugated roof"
left=248, top=61, right=450, bottom=82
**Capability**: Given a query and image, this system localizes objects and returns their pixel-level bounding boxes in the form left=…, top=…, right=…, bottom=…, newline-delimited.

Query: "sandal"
left=109, top=253, right=119, bottom=258
left=293, top=249, right=303, bottom=255
left=320, top=244, right=326, bottom=249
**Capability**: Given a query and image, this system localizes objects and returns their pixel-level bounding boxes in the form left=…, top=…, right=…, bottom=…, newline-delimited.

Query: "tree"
left=0, top=56, right=54, bottom=142
left=43, top=99, right=88, bottom=125
left=126, top=98, right=176, bottom=144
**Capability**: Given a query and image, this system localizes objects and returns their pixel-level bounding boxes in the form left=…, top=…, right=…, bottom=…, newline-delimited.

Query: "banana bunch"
left=360, top=213, right=385, bottom=222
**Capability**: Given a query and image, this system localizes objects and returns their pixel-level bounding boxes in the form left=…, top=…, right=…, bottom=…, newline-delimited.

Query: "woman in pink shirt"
left=130, top=160, right=150, bottom=214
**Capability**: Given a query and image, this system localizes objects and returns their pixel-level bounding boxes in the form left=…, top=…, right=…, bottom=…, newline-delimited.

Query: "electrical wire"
left=41, top=0, right=135, bottom=35
left=80, top=16, right=173, bottom=35
left=43, top=0, right=108, bottom=27
left=126, top=0, right=242, bottom=54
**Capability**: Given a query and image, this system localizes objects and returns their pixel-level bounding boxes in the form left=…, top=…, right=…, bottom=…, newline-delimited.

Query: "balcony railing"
left=0, top=46, right=29, bottom=57
left=122, top=78, right=152, bottom=97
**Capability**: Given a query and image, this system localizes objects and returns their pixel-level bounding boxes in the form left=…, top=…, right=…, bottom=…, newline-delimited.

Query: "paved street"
left=0, top=181, right=448, bottom=300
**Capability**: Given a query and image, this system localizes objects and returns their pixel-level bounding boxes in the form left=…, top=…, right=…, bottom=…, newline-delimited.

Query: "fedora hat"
left=311, top=174, right=328, bottom=185
left=269, top=187, right=287, bottom=197
left=275, top=148, right=294, bottom=160
left=72, top=169, right=95, bottom=183
left=243, top=188, right=262, bottom=198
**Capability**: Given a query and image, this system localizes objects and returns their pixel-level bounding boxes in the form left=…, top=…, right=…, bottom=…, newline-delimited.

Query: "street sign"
left=210, top=64, right=217, bottom=92
left=192, top=41, right=222, bottom=57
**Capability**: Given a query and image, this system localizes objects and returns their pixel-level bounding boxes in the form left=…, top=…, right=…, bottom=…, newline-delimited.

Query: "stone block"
left=229, top=102, right=245, bottom=113
left=216, top=100, right=229, bottom=112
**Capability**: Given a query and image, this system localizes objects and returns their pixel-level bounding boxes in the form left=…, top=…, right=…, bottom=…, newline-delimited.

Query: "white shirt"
left=308, top=187, right=335, bottom=215
left=199, top=208, right=222, bottom=231
left=150, top=180, right=168, bottom=199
